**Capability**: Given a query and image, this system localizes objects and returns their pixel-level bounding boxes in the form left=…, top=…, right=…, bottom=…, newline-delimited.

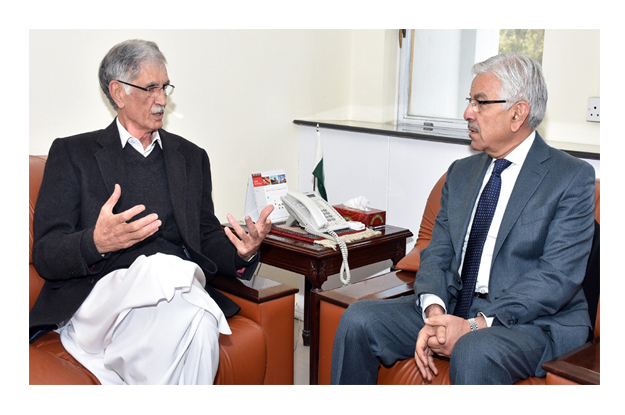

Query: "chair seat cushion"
left=378, top=357, right=452, bottom=385
left=30, top=332, right=100, bottom=385
left=377, top=356, right=545, bottom=385
left=30, top=314, right=267, bottom=385
left=214, top=315, right=267, bottom=385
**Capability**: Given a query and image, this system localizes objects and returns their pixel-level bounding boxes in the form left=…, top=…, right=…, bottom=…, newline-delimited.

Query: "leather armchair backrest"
left=29, top=156, right=47, bottom=264
left=594, top=180, right=600, bottom=225
left=395, top=173, right=446, bottom=272
left=29, top=155, right=47, bottom=312
left=415, top=173, right=447, bottom=255
left=591, top=181, right=600, bottom=339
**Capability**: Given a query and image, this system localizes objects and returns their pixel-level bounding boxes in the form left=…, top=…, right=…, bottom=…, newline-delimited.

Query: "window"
left=498, top=29, right=544, bottom=64
left=397, top=29, right=545, bottom=138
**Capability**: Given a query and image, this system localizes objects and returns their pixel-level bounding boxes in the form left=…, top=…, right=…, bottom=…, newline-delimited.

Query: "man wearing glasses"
left=331, top=53, right=596, bottom=384
left=29, top=39, right=273, bottom=384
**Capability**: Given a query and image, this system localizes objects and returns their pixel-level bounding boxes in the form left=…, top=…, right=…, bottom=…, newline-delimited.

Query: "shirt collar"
left=115, top=117, right=162, bottom=150
left=493, top=130, right=535, bottom=168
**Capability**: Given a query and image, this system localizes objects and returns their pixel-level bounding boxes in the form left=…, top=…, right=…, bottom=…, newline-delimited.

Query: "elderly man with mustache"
left=30, top=39, right=273, bottom=385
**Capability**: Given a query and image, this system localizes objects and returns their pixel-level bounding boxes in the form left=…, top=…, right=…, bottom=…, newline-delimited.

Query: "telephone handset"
left=281, top=190, right=363, bottom=285
left=281, top=190, right=349, bottom=233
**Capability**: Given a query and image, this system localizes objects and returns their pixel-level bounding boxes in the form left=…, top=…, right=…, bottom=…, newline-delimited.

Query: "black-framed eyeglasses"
left=466, top=97, right=507, bottom=113
left=117, top=80, right=175, bottom=98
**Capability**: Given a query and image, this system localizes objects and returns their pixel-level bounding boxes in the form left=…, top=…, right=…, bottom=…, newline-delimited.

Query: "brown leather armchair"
left=318, top=173, right=600, bottom=385
left=29, top=155, right=298, bottom=385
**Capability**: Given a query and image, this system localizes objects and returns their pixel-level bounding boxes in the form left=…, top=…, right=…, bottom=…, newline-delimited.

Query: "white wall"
left=540, top=29, right=601, bottom=147
left=29, top=29, right=396, bottom=223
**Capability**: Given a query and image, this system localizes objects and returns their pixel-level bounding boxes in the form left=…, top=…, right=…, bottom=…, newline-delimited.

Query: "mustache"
left=151, top=105, right=166, bottom=114
left=467, top=121, right=480, bottom=133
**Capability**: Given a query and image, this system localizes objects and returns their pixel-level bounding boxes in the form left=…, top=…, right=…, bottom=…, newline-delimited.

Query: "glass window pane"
left=408, top=30, right=477, bottom=120
left=399, top=29, right=545, bottom=135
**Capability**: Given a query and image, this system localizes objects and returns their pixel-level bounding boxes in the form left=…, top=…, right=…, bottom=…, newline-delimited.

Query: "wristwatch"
left=468, top=318, right=479, bottom=331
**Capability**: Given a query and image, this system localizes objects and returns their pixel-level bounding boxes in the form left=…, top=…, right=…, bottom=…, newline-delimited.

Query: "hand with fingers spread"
left=93, top=184, right=162, bottom=254
left=224, top=204, right=274, bottom=261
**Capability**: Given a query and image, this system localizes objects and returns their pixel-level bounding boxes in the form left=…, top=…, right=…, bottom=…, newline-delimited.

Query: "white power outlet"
left=586, top=97, right=600, bottom=122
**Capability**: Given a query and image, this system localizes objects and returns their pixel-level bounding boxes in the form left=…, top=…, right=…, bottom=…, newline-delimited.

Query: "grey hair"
left=472, top=53, right=548, bottom=130
left=98, top=39, right=167, bottom=110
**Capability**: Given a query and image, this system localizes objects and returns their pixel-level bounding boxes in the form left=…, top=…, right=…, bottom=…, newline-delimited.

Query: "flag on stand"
left=312, top=125, right=328, bottom=201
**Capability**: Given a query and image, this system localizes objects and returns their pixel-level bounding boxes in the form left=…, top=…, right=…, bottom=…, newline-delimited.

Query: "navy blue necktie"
left=454, top=158, right=512, bottom=319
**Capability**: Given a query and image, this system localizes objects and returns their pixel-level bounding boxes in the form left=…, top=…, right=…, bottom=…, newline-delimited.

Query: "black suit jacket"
left=30, top=120, right=258, bottom=342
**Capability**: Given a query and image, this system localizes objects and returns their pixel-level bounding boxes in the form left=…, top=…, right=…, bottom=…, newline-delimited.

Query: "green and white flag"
left=312, top=126, right=327, bottom=201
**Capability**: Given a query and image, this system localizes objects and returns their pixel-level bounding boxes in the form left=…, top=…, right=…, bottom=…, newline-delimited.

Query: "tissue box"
left=333, top=205, right=386, bottom=227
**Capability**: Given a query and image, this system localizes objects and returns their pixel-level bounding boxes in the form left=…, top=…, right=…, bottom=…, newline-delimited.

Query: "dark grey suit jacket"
left=30, top=120, right=257, bottom=342
left=414, top=133, right=595, bottom=361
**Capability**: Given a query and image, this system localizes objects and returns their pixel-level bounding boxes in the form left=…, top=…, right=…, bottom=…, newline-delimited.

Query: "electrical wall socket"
left=586, top=97, right=600, bottom=122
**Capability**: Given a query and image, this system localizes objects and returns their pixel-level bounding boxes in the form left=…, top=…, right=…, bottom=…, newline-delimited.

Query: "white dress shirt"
left=116, top=118, right=162, bottom=157
left=420, top=131, right=536, bottom=325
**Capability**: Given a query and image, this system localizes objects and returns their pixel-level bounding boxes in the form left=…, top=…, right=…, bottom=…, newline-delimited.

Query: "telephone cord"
left=305, top=226, right=351, bottom=285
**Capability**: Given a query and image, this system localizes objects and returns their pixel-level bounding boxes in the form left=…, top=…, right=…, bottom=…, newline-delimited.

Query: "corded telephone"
left=281, top=190, right=364, bottom=285
left=281, top=190, right=350, bottom=233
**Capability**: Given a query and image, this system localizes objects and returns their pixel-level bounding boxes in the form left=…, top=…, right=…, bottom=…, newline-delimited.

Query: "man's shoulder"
left=531, top=136, right=595, bottom=182
left=545, top=142, right=591, bottom=170
left=159, top=129, right=205, bottom=154
left=448, top=151, right=490, bottom=176
left=58, top=129, right=104, bottom=145
left=53, top=120, right=117, bottom=148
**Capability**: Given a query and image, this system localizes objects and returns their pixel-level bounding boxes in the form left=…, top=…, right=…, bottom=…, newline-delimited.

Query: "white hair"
left=98, top=39, right=167, bottom=110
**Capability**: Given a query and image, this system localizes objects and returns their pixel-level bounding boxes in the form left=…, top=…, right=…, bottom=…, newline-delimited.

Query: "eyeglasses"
left=117, top=80, right=175, bottom=98
left=466, top=97, right=507, bottom=113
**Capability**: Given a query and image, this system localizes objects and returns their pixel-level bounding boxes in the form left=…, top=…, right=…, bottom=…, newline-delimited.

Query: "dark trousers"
left=330, top=295, right=552, bottom=385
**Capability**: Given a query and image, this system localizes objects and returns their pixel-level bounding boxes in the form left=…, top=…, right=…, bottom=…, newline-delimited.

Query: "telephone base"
left=346, top=221, right=365, bottom=231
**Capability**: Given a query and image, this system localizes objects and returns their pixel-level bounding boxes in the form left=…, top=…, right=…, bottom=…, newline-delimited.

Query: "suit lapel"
left=492, top=133, right=551, bottom=263
left=450, top=154, right=492, bottom=264
left=160, top=130, right=189, bottom=239
left=95, top=120, right=126, bottom=212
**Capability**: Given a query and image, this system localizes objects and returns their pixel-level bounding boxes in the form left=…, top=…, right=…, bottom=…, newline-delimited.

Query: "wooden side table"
left=259, top=225, right=413, bottom=384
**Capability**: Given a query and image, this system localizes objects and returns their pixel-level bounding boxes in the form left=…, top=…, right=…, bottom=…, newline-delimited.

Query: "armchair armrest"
left=212, top=274, right=298, bottom=385
left=317, top=270, right=415, bottom=384
left=212, top=274, right=299, bottom=320
left=542, top=337, right=600, bottom=385
left=318, top=270, right=416, bottom=308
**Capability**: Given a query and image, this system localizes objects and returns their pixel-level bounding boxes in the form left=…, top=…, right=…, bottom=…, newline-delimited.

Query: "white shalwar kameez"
left=57, top=253, right=230, bottom=385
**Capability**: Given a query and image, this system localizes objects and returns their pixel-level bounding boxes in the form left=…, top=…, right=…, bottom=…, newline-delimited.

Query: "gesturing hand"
left=93, top=184, right=161, bottom=254
left=224, top=204, right=274, bottom=261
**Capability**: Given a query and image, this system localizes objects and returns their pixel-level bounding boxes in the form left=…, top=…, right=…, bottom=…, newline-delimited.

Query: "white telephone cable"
left=305, top=225, right=351, bottom=285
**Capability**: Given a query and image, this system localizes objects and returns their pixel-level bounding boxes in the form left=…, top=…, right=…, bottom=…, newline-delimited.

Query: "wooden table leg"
left=309, top=288, right=322, bottom=385
left=307, top=262, right=327, bottom=385
left=302, top=278, right=312, bottom=346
